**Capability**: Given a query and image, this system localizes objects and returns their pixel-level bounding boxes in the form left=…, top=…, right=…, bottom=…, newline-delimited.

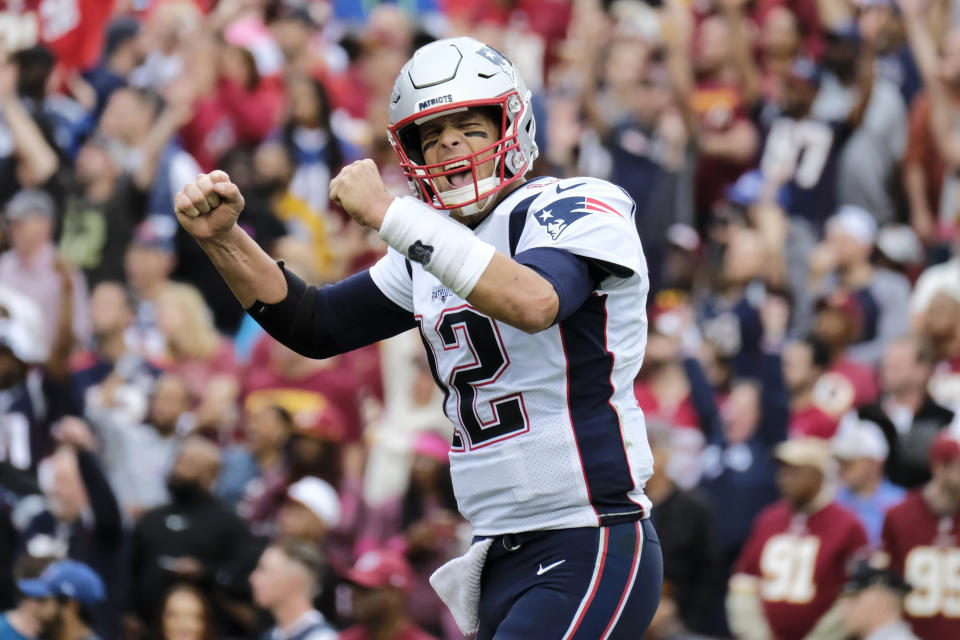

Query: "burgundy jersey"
left=735, top=500, right=868, bottom=640
left=880, top=490, right=960, bottom=640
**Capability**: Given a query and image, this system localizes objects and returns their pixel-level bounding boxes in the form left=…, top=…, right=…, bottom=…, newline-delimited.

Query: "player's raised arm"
left=331, top=160, right=560, bottom=334
left=177, top=170, right=418, bottom=359
left=175, top=171, right=286, bottom=308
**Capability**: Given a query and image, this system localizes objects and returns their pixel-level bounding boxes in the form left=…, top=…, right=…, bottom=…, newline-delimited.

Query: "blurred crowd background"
left=0, top=0, right=959, bottom=638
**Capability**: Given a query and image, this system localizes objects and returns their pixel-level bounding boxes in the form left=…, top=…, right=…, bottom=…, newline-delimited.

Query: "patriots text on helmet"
left=417, top=94, right=454, bottom=111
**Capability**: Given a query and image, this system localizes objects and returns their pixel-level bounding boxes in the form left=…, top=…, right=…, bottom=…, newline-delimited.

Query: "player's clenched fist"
left=174, top=170, right=245, bottom=241
left=329, top=159, right=394, bottom=230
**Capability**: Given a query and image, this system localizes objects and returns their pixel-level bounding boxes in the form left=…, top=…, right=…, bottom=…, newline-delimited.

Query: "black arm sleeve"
left=247, top=263, right=417, bottom=359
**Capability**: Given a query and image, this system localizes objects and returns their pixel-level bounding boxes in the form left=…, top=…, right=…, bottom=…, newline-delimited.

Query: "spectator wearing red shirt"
left=753, top=0, right=826, bottom=61
left=177, top=39, right=284, bottom=172
left=339, top=551, right=437, bottom=640
left=687, top=9, right=760, bottom=224
left=879, top=426, right=960, bottom=640
left=728, top=438, right=868, bottom=640
left=243, top=335, right=377, bottom=445
left=808, top=290, right=879, bottom=414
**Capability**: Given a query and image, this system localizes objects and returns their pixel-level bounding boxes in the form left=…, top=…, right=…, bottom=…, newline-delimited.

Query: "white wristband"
left=379, top=197, right=496, bottom=299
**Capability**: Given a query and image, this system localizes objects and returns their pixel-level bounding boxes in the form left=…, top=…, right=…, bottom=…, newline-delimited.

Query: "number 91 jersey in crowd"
left=731, top=500, right=867, bottom=640
left=370, top=176, right=653, bottom=536
left=878, top=490, right=960, bottom=640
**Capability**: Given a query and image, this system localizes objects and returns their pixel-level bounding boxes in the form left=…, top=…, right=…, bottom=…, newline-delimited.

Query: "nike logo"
left=537, top=559, right=566, bottom=575
left=555, top=182, right=585, bottom=194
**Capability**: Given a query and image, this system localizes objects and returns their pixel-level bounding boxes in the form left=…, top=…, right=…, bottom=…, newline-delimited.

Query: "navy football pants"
left=476, top=518, right=663, bottom=640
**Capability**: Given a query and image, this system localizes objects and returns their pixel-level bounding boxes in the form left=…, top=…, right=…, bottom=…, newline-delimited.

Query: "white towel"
left=429, top=538, right=494, bottom=636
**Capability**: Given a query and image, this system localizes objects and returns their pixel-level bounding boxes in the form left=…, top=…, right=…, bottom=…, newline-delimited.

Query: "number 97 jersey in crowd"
left=878, top=490, right=960, bottom=640
left=370, top=176, right=653, bottom=536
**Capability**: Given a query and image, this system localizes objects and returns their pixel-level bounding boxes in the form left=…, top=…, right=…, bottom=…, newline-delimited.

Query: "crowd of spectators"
left=0, top=0, right=959, bottom=638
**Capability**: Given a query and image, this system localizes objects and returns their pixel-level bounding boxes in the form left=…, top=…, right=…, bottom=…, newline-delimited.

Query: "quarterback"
left=175, top=37, right=662, bottom=639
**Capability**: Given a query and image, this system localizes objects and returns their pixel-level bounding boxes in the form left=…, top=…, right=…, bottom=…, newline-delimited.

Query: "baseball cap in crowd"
left=5, top=189, right=56, bottom=221
left=876, top=225, right=923, bottom=265
left=131, top=216, right=176, bottom=254
left=929, top=421, right=960, bottom=467
left=286, top=476, right=341, bottom=528
left=345, top=550, right=413, bottom=593
left=832, top=413, right=889, bottom=461
left=413, top=430, right=450, bottom=464
left=788, top=57, right=823, bottom=87
left=843, top=562, right=911, bottom=596
left=827, top=205, right=878, bottom=247
left=775, top=437, right=833, bottom=474
left=725, top=169, right=792, bottom=209
left=18, top=560, right=106, bottom=606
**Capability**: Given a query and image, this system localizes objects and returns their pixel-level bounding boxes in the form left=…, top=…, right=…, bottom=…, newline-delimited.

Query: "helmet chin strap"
left=435, top=151, right=506, bottom=217
left=437, top=175, right=501, bottom=216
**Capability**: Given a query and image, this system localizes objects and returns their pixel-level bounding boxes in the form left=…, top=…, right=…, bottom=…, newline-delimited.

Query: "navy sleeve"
left=682, top=357, right=724, bottom=443
left=514, top=247, right=598, bottom=323
left=247, top=263, right=417, bottom=359
left=759, top=352, right=789, bottom=447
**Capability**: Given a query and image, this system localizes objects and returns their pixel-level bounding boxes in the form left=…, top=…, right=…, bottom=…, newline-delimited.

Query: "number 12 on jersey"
left=417, top=307, right=530, bottom=450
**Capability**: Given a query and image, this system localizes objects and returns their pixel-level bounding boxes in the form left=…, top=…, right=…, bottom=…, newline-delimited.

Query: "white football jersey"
left=370, top=177, right=653, bottom=536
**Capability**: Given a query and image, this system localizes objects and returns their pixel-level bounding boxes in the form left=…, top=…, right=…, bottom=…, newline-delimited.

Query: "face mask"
left=166, top=476, right=207, bottom=503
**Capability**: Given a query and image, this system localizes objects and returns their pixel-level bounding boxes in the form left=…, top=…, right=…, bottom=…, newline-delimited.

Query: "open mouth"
left=443, top=160, right=473, bottom=188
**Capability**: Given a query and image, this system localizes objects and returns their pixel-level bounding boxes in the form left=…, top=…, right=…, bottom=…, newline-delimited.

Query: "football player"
left=727, top=438, right=868, bottom=640
left=877, top=426, right=960, bottom=640
left=175, top=37, right=661, bottom=639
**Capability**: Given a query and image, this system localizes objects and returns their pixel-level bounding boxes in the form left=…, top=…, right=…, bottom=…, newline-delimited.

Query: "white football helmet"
left=387, top=37, right=539, bottom=216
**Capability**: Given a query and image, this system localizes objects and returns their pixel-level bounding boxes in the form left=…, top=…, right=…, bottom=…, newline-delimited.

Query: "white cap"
left=832, top=413, right=889, bottom=461
left=0, top=317, right=44, bottom=364
left=877, top=225, right=923, bottom=265
left=286, top=477, right=341, bottom=528
left=827, top=205, right=877, bottom=247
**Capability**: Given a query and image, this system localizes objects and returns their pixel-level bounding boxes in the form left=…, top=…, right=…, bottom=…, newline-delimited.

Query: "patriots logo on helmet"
left=533, top=196, right=623, bottom=240
left=478, top=45, right=511, bottom=73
